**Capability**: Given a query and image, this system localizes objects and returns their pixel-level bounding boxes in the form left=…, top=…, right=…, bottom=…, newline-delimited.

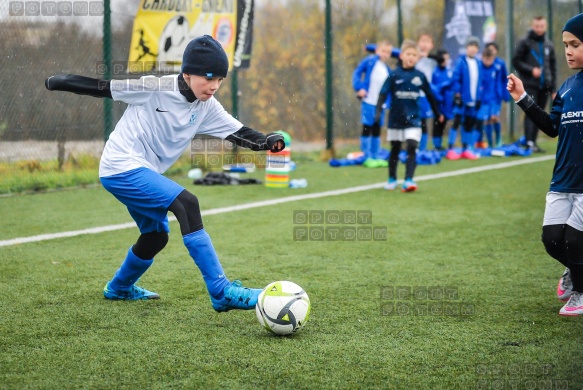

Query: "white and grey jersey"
left=100, top=74, right=242, bottom=177
left=415, top=57, right=437, bottom=97
left=363, top=60, right=390, bottom=106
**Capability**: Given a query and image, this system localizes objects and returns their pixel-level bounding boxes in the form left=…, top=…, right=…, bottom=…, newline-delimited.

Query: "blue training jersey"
left=452, top=55, right=482, bottom=105
left=480, top=58, right=510, bottom=104
left=352, top=54, right=392, bottom=107
left=520, top=71, right=583, bottom=193
left=377, top=66, right=441, bottom=129
left=432, top=65, right=455, bottom=119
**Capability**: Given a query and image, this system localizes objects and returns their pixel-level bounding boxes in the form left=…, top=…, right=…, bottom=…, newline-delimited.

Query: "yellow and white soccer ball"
left=255, top=281, right=311, bottom=336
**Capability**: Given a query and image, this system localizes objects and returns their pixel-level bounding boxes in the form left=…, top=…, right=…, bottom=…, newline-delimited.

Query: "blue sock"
left=448, top=128, right=458, bottom=149
left=109, top=247, right=153, bottom=291
left=485, top=124, right=493, bottom=147
left=419, top=133, right=428, bottom=151
left=432, top=136, right=442, bottom=149
left=360, top=136, right=371, bottom=159
left=370, top=136, right=380, bottom=159
left=493, top=122, right=501, bottom=145
left=461, top=128, right=473, bottom=150
left=472, top=130, right=481, bottom=147
left=183, top=229, right=230, bottom=298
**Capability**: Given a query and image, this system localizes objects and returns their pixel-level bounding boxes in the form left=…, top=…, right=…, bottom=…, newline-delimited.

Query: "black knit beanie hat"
left=563, top=13, right=583, bottom=42
left=182, top=35, right=229, bottom=78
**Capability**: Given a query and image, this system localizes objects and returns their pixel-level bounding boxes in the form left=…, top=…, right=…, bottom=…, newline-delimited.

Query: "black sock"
left=565, top=226, right=583, bottom=292
left=389, top=141, right=401, bottom=179
left=570, top=263, right=583, bottom=293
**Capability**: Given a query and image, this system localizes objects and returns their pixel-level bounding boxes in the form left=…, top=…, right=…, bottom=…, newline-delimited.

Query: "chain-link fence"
left=0, top=1, right=138, bottom=193
left=0, top=0, right=579, bottom=194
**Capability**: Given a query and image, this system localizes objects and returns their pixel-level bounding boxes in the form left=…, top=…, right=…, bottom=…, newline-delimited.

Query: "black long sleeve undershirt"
left=517, top=94, right=559, bottom=138
left=45, top=74, right=112, bottom=98
left=45, top=74, right=284, bottom=152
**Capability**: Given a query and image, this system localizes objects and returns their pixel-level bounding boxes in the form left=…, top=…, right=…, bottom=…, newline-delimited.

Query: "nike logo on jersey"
left=156, top=107, right=169, bottom=112
left=395, top=79, right=404, bottom=84
left=560, top=88, right=571, bottom=98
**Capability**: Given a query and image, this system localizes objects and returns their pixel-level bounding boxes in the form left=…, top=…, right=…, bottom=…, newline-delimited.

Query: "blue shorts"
left=418, top=96, right=434, bottom=119
left=100, top=167, right=185, bottom=234
left=477, top=101, right=502, bottom=121
left=453, top=105, right=478, bottom=119
left=361, top=101, right=385, bottom=126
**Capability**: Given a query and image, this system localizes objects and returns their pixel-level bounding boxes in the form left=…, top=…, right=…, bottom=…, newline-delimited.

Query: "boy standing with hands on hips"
left=45, top=35, right=284, bottom=311
left=507, top=14, right=583, bottom=316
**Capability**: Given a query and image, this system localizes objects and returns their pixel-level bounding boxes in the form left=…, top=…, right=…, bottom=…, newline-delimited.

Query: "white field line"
left=0, top=155, right=554, bottom=248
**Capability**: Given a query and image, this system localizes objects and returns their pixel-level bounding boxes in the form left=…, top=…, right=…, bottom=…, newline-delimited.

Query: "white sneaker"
left=557, top=268, right=572, bottom=302
left=383, top=179, right=398, bottom=191
left=559, top=291, right=583, bottom=316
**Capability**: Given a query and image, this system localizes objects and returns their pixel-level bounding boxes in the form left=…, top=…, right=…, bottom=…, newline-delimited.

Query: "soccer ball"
left=255, top=281, right=311, bottom=336
left=158, top=15, right=190, bottom=64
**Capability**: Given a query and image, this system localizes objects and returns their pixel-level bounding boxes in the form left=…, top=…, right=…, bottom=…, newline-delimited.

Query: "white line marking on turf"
left=0, top=155, right=554, bottom=248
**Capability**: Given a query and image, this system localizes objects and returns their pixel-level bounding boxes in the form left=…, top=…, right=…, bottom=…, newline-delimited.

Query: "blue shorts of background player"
left=452, top=104, right=477, bottom=118
left=477, top=101, right=501, bottom=121
left=361, top=101, right=385, bottom=127
left=477, top=102, right=503, bottom=147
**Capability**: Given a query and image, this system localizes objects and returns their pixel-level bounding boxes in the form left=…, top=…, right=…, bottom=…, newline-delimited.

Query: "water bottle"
left=289, top=178, right=308, bottom=188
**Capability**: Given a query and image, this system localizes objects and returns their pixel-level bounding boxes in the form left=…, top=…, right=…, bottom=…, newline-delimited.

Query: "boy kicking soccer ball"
left=507, top=14, right=583, bottom=316
left=45, top=35, right=284, bottom=312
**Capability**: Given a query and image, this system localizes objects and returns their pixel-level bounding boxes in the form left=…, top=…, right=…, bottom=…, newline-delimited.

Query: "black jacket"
left=512, top=30, right=557, bottom=92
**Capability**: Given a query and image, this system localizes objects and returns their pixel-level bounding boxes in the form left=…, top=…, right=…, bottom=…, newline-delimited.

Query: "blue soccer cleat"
left=401, top=179, right=418, bottom=193
left=103, top=281, right=160, bottom=300
left=211, top=280, right=261, bottom=312
left=383, top=178, right=398, bottom=191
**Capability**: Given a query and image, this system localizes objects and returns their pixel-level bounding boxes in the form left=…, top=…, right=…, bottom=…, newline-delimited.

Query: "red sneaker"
left=460, top=150, right=479, bottom=160
left=445, top=150, right=461, bottom=160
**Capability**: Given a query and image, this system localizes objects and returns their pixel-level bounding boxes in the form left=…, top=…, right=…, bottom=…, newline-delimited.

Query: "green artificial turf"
left=1, top=141, right=581, bottom=389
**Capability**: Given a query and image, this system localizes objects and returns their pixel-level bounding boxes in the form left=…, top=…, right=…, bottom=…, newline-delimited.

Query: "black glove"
left=454, top=94, right=462, bottom=107
left=475, top=100, right=482, bottom=110
left=265, top=133, right=285, bottom=153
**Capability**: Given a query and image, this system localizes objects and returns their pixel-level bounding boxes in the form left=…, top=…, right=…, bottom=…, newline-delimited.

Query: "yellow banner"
left=128, top=0, right=237, bottom=73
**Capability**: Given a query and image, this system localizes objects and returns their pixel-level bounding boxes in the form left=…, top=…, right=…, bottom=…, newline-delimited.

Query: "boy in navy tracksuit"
left=446, top=36, right=483, bottom=160
left=431, top=49, right=454, bottom=151
left=352, top=41, right=393, bottom=167
left=375, top=40, right=443, bottom=192
left=507, top=13, right=583, bottom=316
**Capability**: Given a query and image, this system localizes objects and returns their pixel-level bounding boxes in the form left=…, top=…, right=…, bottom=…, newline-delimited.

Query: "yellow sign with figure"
left=128, top=0, right=237, bottom=73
